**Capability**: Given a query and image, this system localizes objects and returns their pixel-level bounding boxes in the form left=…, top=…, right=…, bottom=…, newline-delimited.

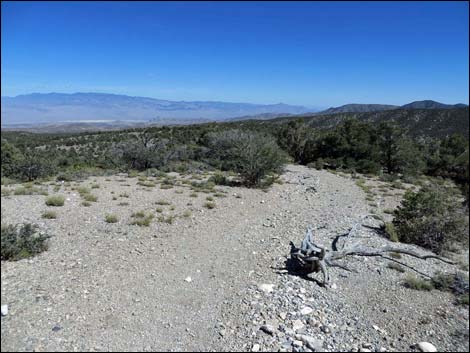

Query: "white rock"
left=258, top=283, right=275, bottom=294
left=293, top=340, right=303, bottom=347
left=184, top=276, right=192, bottom=283
left=292, top=319, right=305, bottom=332
left=1, top=305, right=8, bottom=316
left=330, top=283, right=338, bottom=290
left=300, top=306, right=313, bottom=315
left=251, top=343, right=260, bottom=352
left=299, top=335, right=324, bottom=351
left=417, top=342, right=437, bottom=352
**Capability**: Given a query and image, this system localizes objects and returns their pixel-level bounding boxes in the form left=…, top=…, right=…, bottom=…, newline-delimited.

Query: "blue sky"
left=1, top=1, right=468, bottom=107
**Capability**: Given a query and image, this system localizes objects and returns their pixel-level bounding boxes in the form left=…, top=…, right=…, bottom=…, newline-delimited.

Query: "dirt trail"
left=1, top=165, right=468, bottom=352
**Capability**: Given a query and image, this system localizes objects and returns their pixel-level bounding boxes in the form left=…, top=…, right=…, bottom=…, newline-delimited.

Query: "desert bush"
left=41, top=210, right=57, bottom=219
left=392, top=186, right=468, bottom=253
left=81, top=201, right=92, bottom=207
left=403, top=275, right=434, bottom=291
left=45, top=195, right=65, bottom=206
left=83, top=194, right=98, bottom=202
left=382, top=222, right=399, bottom=242
left=156, top=200, right=171, bottom=206
left=130, top=212, right=154, bottom=226
left=105, top=214, right=119, bottom=223
left=1, top=223, right=51, bottom=261
left=206, top=129, right=288, bottom=187
left=387, top=262, right=405, bottom=273
left=432, top=272, right=469, bottom=296
left=204, top=201, right=216, bottom=209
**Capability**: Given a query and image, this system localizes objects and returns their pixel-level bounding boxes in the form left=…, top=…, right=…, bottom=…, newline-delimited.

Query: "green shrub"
left=41, top=211, right=57, bottom=219
left=431, top=272, right=469, bottom=295
left=77, top=186, right=91, bottom=195
left=130, top=212, right=154, bottom=227
left=137, top=180, right=156, bottom=187
left=81, top=201, right=92, bottom=207
left=383, top=222, right=399, bottom=242
left=204, top=201, right=216, bottom=209
left=131, top=211, right=146, bottom=218
left=1, top=223, right=51, bottom=261
left=387, top=263, right=405, bottom=273
left=403, top=275, right=434, bottom=291
left=45, top=195, right=65, bottom=206
left=156, top=207, right=163, bottom=213
left=118, top=202, right=129, bottom=206
left=105, top=214, right=119, bottom=223
left=393, top=186, right=467, bottom=253
left=208, top=172, right=232, bottom=186
left=91, top=183, right=100, bottom=189
left=83, top=194, right=98, bottom=202
left=206, top=129, right=288, bottom=187
left=156, top=200, right=171, bottom=206
left=182, top=210, right=191, bottom=218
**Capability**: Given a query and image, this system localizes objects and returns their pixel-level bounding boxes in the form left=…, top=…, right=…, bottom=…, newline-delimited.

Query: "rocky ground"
left=1, top=165, right=468, bottom=352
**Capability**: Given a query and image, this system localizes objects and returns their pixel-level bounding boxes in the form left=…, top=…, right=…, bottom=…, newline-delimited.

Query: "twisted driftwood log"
left=290, top=215, right=455, bottom=287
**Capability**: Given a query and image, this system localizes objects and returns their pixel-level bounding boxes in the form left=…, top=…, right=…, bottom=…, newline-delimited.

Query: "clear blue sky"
left=1, top=1, right=468, bottom=107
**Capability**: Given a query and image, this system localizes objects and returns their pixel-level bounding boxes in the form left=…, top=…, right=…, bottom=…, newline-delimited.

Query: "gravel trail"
left=1, top=165, right=468, bottom=352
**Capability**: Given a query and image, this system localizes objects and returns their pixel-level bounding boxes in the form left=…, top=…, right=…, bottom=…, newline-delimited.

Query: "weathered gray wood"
left=290, top=215, right=454, bottom=287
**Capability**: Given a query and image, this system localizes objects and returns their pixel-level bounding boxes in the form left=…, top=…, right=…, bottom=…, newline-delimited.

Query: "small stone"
left=292, top=319, right=305, bottom=332
left=279, top=312, right=287, bottom=320
left=258, top=283, right=275, bottom=294
left=52, top=325, right=62, bottom=332
left=219, top=329, right=226, bottom=337
left=300, top=307, right=314, bottom=315
left=260, top=324, right=275, bottom=335
left=330, top=283, right=338, bottom=290
left=1, top=305, right=8, bottom=316
left=417, top=342, right=437, bottom=352
left=359, top=349, right=371, bottom=352
left=293, top=340, right=303, bottom=347
left=299, top=335, right=324, bottom=351
left=251, top=343, right=260, bottom=352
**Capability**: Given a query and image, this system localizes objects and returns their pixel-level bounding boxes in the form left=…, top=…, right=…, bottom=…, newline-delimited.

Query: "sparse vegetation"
left=387, top=262, right=405, bottom=273
left=1, top=223, right=51, bottom=261
left=403, top=275, right=434, bottom=291
left=105, top=214, right=119, bottom=223
left=204, top=201, right=216, bottom=209
left=392, top=185, right=468, bottom=253
left=41, top=210, right=57, bottom=219
left=45, top=195, right=65, bottom=206
left=130, top=212, right=154, bottom=227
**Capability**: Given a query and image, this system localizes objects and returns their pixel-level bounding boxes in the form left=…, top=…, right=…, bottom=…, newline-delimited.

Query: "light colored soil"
left=1, top=165, right=468, bottom=352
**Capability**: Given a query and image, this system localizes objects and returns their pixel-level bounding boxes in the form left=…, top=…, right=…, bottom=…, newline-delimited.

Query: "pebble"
left=292, top=319, right=305, bottom=332
left=260, top=324, right=275, bottom=335
left=258, top=283, right=275, bottom=294
left=300, top=306, right=313, bottom=315
left=417, top=342, right=437, bottom=352
left=184, top=276, right=192, bottom=283
left=251, top=343, right=260, bottom=352
left=1, top=305, right=8, bottom=316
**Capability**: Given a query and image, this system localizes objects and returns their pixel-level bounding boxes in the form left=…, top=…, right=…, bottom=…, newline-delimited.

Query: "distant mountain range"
left=0, top=92, right=310, bottom=125
left=314, top=100, right=467, bottom=115
left=1, top=92, right=467, bottom=127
